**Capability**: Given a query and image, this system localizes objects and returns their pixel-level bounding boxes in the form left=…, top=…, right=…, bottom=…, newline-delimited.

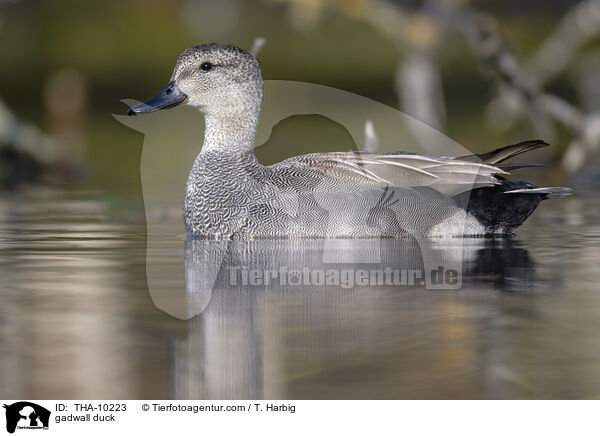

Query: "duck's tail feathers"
left=496, top=162, right=548, bottom=171
left=459, top=140, right=549, bottom=165
left=504, top=186, right=573, bottom=199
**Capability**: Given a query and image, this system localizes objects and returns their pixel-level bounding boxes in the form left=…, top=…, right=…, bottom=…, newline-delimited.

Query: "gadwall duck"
left=128, top=43, right=571, bottom=239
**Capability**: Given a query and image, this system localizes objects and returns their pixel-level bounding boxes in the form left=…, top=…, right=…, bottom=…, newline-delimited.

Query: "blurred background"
left=1, top=0, right=600, bottom=193
left=1, top=0, right=600, bottom=400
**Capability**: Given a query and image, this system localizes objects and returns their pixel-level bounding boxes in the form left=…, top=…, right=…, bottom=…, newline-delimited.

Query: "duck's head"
left=128, top=43, right=263, bottom=117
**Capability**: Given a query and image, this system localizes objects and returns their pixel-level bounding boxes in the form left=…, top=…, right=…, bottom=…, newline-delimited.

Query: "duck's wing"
left=268, top=151, right=507, bottom=195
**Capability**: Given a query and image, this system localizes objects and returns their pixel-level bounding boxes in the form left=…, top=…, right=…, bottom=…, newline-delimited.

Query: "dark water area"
left=0, top=187, right=599, bottom=399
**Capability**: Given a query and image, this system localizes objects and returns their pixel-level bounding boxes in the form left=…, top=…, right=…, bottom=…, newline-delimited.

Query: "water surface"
left=0, top=187, right=599, bottom=399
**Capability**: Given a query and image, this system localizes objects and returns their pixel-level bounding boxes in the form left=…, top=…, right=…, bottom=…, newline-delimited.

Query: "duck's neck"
left=200, top=81, right=262, bottom=156
left=201, top=112, right=258, bottom=155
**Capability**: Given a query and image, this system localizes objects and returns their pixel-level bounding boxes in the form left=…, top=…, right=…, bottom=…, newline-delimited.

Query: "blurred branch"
left=460, top=10, right=600, bottom=172
left=395, top=49, right=446, bottom=130
left=0, top=99, right=59, bottom=165
left=482, top=0, right=600, bottom=140
left=530, top=0, right=600, bottom=85
left=0, top=98, right=62, bottom=189
left=363, top=120, right=379, bottom=152
left=249, top=37, right=266, bottom=57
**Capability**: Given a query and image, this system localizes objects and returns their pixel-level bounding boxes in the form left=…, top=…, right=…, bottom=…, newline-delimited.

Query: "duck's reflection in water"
left=462, top=238, right=536, bottom=290
left=156, top=237, right=538, bottom=399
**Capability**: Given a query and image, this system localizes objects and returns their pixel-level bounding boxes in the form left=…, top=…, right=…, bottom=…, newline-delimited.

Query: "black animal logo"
left=3, top=402, right=50, bottom=434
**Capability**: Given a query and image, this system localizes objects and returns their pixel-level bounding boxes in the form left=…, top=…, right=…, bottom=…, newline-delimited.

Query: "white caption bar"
left=0, top=400, right=596, bottom=435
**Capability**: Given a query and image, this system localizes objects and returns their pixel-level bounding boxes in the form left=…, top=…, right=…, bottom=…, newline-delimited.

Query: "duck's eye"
left=200, top=62, right=212, bottom=71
